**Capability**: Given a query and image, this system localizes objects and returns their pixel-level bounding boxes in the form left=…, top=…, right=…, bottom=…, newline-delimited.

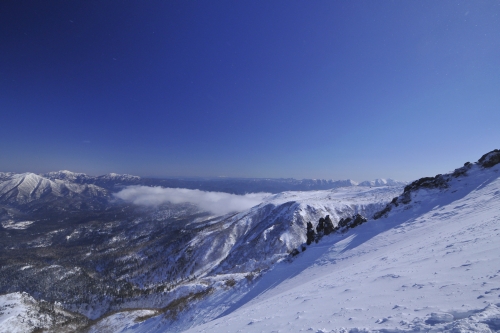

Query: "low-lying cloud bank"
left=114, top=186, right=271, bottom=215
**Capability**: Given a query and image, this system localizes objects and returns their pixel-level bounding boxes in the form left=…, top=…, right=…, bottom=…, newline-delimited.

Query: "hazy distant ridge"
left=2, top=170, right=408, bottom=194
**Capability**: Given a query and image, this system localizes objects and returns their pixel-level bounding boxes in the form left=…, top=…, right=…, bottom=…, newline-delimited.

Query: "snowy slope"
left=76, top=185, right=402, bottom=332
left=71, top=185, right=402, bottom=318
left=0, top=172, right=107, bottom=205
left=0, top=292, right=88, bottom=332
left=190, top=185, right=404, bottom=277
left=177, top=151, right=500, bottom=333
left=1, top=151, right=498, bottom=332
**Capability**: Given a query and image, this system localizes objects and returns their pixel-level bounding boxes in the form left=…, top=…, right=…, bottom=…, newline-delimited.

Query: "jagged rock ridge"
left=374, top=149, right=500, bottom=219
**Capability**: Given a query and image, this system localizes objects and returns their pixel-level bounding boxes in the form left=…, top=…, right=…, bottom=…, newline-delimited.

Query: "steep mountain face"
left=0, top=169, right=403, bottom=331
left=0, top=292, right=88, bottom=333
left=0, top=150, right=495, bottom=333
left=205, top=186, right=402, bottom=276
left=0, top=173, right=109, bottom=232
left=0, top=172, right=107, bottom=205
left=374, top=149, right=500, bottom=220
left=103, top=148, right=499, bottom=333
left=179, top=151, right=500, bottom=333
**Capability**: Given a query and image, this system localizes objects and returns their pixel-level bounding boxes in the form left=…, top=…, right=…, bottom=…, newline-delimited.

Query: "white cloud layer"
left=114, top=186, right=271, bottom=215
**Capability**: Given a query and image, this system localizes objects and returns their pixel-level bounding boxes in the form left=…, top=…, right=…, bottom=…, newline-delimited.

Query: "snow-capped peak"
left=358, top=178, right=407, bottom=187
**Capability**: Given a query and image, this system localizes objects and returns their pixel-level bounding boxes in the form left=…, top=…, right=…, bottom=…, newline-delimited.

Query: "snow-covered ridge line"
left=1, top=149, right=499, bottom=332
left=0, top=172, right=108, bottom=205
left=374, top=148, right=500, bottom=219
left=0, top=292, right=89, bottom=332
left=0, top=170, right=408, bottom=204
left=178, top=148, right=500, bottom=333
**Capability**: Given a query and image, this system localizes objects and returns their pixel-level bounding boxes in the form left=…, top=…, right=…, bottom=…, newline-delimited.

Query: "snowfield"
left=179, top=158, right=500, bottom=333
left=0, top=292, right=87, bottom=332
left=0, top=151, right=499, bottom=333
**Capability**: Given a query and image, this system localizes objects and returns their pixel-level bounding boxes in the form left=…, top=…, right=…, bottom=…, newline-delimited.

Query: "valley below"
left=1, top=150, right=500, bottom=333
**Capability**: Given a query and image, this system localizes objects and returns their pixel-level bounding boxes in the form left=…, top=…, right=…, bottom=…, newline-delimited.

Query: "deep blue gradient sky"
left=1, top=1, right=499, bottom=181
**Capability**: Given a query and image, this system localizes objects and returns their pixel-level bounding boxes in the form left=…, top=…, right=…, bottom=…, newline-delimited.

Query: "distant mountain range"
left=5, top=150, right=499, bottom=333
left=0, top=168, right=408, bottom=332
left=0, top=170, right=407, bottom=201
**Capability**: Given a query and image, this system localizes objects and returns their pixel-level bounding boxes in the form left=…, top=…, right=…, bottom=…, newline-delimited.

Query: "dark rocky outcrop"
left=316, top=217, right=325, bottom=233
left=374, top=149, right=499, bottom=220
left=350, top=214, right=368, bottom=228
left=478, top=149, right=500, bottom=168
left=324, top=215, right=335, bottom=235
left=373, top=203, right=394, bottom=220
left=402, top=174, right=448, bottom=194
left=302, top=213, right=369, bottom=250
left=338, top=214, right=367, bottom=230
left=306, top=221, right=316, bottom=245
left=452, top=162, right=472, bottom=178
left=338, top=216, right=352, bottom=228
left=374, top=173, right=450, bottom=220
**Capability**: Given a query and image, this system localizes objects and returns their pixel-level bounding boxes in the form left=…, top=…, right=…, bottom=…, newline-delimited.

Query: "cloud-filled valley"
left=114, top=186, right=271, bottom=215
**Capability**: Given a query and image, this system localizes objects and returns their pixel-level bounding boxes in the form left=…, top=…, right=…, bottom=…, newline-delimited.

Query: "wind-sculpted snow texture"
left=206, top=186, right=403, bottom=276
left=74, top=187, right=399, bottom=332
left=174, top=150, right=500, bottom=333
left=2, top=150, right=499, bottom=332
left=0, top=170, right=404, bottom=331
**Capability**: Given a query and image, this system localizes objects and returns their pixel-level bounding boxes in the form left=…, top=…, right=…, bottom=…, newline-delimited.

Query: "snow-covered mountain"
left=43, top=170, right=93, bottom=183
left=0, top=172, right=107, bottom=205
left=0, top=292, right=88, bottom=333
left=358, top=178, right=407, bottom=187
left=154, top=185, right=403, bottom=284
left=3, top=169, right=407, bottom=195
left=87, top=149, right=500, bottom=333
left=179, top=149, right=500, bottom=333
left=0, top=171, right=404, bottom=331
left=1, top=150, right=498, bottom=332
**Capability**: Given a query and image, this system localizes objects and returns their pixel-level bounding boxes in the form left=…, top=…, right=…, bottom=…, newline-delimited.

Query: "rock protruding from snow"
left=179, top=153, right=500, bottom=333
left=374, top=149, right=500, bottom=220
left=478, top=149, right=500, bottom=168
left=338, top=213, right=368, bottom=230
left=0, top=292, right=89, bottom=332
left=306, top=221, right=316, bottom=245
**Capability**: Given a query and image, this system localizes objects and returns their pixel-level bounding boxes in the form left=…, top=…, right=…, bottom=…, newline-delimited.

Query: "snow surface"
left=0, top=292, right=85, bottom=332
left=358, top=178, right=405, bottom=187
left=1, top=159, right=499, bottom=332
left=0, top=292, right=38, bottom=333
left=88, top=309, right=158, bottom=333
left=177, top=163, right=500, bottom=332
left=172, top=165, right=500, bottom=332
left=0, top=172, right=107, bottom=204
left=1, top=220, right=34, bottom=229
left=53, top=160, right=499, bottom=332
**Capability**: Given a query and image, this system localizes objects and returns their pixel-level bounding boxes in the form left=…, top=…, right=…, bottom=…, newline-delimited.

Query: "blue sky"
left=1, top=1, right=499, bottom=181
